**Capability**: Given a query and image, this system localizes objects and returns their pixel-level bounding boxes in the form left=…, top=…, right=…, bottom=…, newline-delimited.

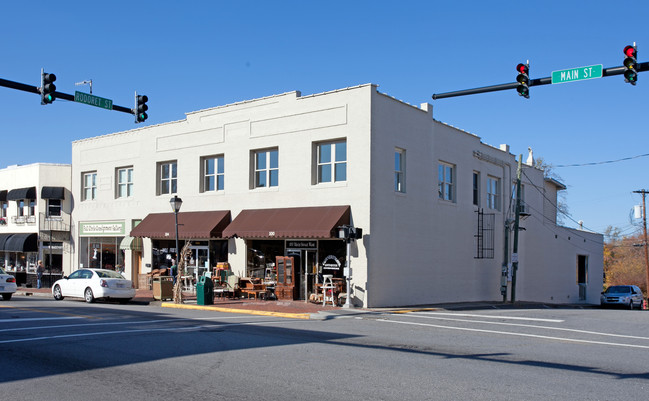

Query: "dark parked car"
left=600, top=285, right=644, bottom=309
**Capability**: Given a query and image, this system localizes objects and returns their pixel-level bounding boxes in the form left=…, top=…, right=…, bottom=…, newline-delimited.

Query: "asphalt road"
left=1, top=297, right=647, bottom=400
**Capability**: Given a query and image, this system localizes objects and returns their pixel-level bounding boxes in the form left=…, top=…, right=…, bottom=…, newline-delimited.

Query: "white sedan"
left=52, top=268, right=135, bottom=303
left=0, top=266, right=18, bottom=300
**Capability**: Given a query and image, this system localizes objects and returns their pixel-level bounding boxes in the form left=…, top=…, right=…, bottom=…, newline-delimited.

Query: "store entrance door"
left=188, top=245, right=210, bottom=283
left=287, top=248, right=317, bottom=301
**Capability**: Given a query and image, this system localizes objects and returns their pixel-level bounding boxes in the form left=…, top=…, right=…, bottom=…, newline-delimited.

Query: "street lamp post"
left=338, top=225, right=362, bottom=309
left=170, top=196, right=182, bottom=301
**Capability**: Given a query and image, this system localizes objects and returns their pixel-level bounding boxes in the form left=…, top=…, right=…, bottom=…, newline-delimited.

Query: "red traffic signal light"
left=623, top=44, right=638, bottom=85
left=516, top=63, right=530, bottom=98
left=516, top=63, right=529, bottom=75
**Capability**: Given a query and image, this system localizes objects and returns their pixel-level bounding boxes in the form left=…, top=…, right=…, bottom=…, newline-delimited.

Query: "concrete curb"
left=160, top=302, right=315, bottom=320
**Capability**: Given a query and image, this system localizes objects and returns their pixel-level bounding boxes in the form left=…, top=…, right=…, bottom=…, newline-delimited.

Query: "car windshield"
left=95, top=270, right=125, bottom=279
left=607, top=286, right=631, bottom=293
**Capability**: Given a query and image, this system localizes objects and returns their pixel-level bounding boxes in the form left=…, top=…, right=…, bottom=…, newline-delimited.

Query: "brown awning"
left=130, top=210, right=231, bottom=239
left=222, top=205, right=350, bottom=239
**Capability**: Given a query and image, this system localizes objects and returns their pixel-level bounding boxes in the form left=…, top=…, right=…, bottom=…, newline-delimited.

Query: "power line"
left=555, top=152, right=649, bottom=168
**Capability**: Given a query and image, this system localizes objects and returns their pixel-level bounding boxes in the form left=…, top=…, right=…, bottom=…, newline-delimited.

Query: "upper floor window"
left=1, top=201, right=7, bottom=218
left=116, top=167, right=134, bottom=198
left=158, top=161, right=177, bottom=195
left=202, top=155, right=224, bottom=192
left=473, top=171, right=480, bottom=206
left=17, top=200, right=25, bottom=217
left=82, top=172, right=97, bottom=201
left=487, top=176, right=500, bottom=210
left=28, top=199, right=36, bottom=216
left=254, top=149, right=278, bottom=188
left=47, top=199, right=62, bottom=217
left=394, top=148, right=406, bottom=193
left=317, top=141, right=347, bottom=183
left=438, top=162, right=455, bottom=201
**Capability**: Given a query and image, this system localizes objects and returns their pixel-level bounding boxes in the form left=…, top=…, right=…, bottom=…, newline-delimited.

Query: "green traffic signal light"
left=135, top=93, right=148, bottom=123
left=41, top=72, right=56, bottom=105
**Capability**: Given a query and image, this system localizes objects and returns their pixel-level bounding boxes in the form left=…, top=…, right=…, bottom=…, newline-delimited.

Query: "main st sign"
left=551, top=64, right=603, bottom=84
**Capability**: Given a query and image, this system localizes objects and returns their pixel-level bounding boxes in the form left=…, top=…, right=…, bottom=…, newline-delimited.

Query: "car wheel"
left=53, top=285, right=64, bottom=301
left=84, top=288, right=95, bottom=303
left=629, top=300, right=634, bottom=310
left=2, top=293, right=11, bottom=301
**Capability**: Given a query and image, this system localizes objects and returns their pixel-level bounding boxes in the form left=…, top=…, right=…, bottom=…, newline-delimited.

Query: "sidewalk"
left=13, top=286, right=351, bottom=319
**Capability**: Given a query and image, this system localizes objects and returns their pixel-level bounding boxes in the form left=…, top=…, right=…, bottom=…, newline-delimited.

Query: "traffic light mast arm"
left=432, top=62, right=649, bottom=100
left=0, top=77, right=137, bottom=115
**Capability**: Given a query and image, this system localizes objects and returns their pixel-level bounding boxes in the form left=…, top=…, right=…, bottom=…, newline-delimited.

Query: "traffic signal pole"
left=0, top=77, right=140, bottom=117
left=432, top=62, right=649, bottom=100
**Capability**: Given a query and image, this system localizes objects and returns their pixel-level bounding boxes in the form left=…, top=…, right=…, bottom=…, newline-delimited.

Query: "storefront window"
left=247, top=240, right=284, bottom=278
left=151, top=240, right=180, bottom=271
left=80, top=237, right=123, bottom=270
left=318, top=240, right=346, bottom=279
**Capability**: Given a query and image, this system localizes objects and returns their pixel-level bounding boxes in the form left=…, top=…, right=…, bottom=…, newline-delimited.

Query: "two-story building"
left=70, top=84, right=603, bottom=307
left=0, top=163, right=72, bottom=287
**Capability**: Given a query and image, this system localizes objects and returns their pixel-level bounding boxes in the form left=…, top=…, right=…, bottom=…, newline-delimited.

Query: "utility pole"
left=511, top=155, right=523, bottom=303
left=633, top=189, right=649, bottom=306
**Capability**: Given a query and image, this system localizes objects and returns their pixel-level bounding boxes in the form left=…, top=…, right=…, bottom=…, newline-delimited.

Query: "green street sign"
left=74, top=91, right=113, bottom=110
left=551, top=64, right=603, bottom=84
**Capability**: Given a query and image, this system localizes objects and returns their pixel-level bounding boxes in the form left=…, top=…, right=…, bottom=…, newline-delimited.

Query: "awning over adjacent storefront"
left=41, top=186, right=65, bottom=199
left=119, top=236, right=143, bottom=251
left=222, top=205, right=351, bottom=239
left=7, top=187, right=36, bottom=201
left=4, top=233, right=38, bottom=252
left=130, top=210, right=231, bottom=239
left=0, top=234, right=12, bottom=250
left=0, top=190, right=7, bottom=202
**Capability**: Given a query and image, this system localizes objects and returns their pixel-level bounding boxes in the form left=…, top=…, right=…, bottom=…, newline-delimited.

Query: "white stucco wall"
left=69, top=84, right=604, bottom=307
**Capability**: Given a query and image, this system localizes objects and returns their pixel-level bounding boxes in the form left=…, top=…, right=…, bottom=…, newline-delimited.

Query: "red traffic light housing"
left=623, top=44, right=638, bottom=85
left=516, top=63, right=530, bottom=98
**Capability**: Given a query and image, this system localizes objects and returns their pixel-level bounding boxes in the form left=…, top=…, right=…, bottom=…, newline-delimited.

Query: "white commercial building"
left=70, top=84, right=603, bottom=307
left=0, top=163, right=72, bottom=287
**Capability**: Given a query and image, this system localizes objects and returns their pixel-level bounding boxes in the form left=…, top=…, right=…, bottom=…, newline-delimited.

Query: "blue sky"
left=1, top=1, right=647, bottom=237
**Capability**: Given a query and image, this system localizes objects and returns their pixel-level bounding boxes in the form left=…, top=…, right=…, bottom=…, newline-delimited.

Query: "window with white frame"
left=316, top=140, right=347, bottom=183
left=158, top=161, right=177, bottom=195
left=487, top=176, right=500, bottom=210
left=28, top=199, right=35, bottom=216
left=202, top=155, right=224, bottom=192
left=17, top=200, right=25, bottom=216
left=438, top=162, right=455, bottom=201
left=1, top=201, right=7, bottom=218
left=254, top=149, right=278, bottom=188
left=82, top=172, right=97, bottom=201
left=473, top=171, right=480, bottom=206
left=394, top=148, right=406, bottom=193
left=116, top=167, right=134, bottom=198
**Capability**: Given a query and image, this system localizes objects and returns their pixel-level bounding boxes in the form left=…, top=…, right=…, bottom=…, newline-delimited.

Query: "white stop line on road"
left=378, top=318, right=649, bottom=349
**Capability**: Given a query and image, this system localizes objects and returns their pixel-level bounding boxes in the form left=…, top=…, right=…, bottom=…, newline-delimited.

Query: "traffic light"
left=623, top=44, right=638, bottom=85
left=40, top=71, right=56, bottom=105
left=516, top=63, right=530, bottom=98
left=135, top=93, right=148, bottom=123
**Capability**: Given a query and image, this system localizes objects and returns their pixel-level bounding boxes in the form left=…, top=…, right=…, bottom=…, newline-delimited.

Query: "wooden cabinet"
left=275, top=256, right=296, bottom=300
